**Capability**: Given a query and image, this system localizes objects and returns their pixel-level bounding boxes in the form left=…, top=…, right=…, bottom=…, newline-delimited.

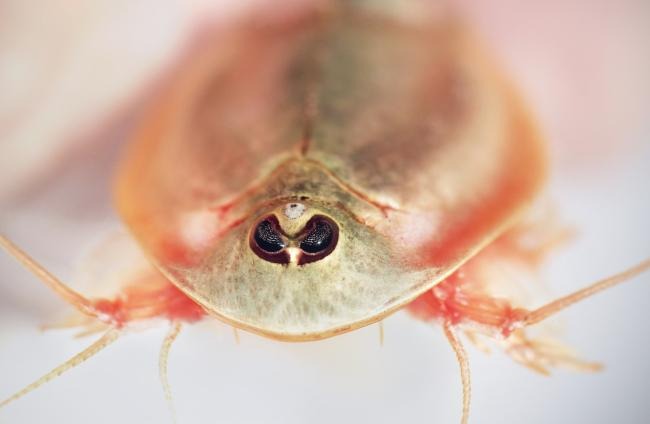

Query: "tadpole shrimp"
left=1, top=1, right=649, bottom=423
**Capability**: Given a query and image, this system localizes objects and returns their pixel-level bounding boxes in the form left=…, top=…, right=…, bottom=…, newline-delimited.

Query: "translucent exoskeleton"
left=1, top=1, right=649, bottom=423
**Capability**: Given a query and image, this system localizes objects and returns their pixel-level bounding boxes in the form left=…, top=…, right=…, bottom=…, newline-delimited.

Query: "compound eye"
left=299, top=216, right=338, bottom=264
left=254, top=219, right=285, bottom=252
left=250, top=217, right=289, bottom=264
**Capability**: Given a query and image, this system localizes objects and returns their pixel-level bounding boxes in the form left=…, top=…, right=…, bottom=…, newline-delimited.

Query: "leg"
left=160, top=322, right=183, bottom=423
left=1, top=234, right=205, bottom=327
left=408, top=256, right=649, bottom=424
left=0, top=235, right=100, bottom=320
left=521, top=258, right=650, bottom=327
left=498, top=328, right=602, bottom=375
left=408, top=257, right=650, bottom=372
left=444, top=322, right=471, bottom=424
left=1, top=235, right=204, bottom=411
left=0, top=329, right=120, bottom=408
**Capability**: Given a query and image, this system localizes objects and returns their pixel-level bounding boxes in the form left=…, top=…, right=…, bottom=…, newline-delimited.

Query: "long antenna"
left=0, top=329, right=120, bottom=408
left=159, top=322, right=182, bottom=423
left=444, top=322, right=470, bottom=424
left=0, top=235, right=100, bottom=319
left=523, top=258, right=650, bottom=327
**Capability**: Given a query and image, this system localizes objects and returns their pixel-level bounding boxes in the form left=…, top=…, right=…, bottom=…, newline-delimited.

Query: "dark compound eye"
left=300, top=220, right=333, bottom=253
left=299, top=216, right=338, bottom=265
left=254, top=219, right=285, bottom=252
left=250, top=217, right=289, bottom=264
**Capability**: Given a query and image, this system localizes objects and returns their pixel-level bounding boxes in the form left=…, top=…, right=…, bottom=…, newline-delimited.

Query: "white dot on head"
left=283, top=203, right=306, bottom=220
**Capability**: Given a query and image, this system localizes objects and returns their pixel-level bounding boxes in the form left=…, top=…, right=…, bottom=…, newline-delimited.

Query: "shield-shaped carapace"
left=1, top=2, right=648, bottom=423
left=116, top=1, right=547, bottom=341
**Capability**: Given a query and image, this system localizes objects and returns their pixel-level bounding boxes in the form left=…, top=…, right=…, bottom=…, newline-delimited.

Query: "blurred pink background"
left=1, top=1, right=649, bottom=423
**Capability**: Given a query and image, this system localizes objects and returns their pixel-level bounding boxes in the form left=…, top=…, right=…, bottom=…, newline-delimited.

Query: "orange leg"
left=0, top=235, right=205, bottom=328
left=407, top=273, right=527, bottom=337
left=0, top=234, right=204, bottom=410
left=408, top=257, right=650, bottom=340
left=407, top=257, right=650, bottom=423
left=443, top=321, right=471, bottom=424
left=406, top=211, right=650, bottom=423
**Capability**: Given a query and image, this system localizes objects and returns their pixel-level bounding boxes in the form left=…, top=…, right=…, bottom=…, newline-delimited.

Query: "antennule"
left=0, top=329, right=120, bottom=408
left=523, top=258, right=650, bottom=327
left=0, top=235, right=99, bottom=319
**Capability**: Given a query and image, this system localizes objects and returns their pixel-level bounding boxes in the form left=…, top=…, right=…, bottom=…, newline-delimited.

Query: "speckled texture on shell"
left=115, top=3, right=545, bottom=340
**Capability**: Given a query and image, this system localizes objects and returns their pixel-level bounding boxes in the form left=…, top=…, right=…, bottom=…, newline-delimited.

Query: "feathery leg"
left=444, top=322, right=470, bottom=424
left=159, top=322, right=182, bottom=423
left=0, top=329, right=120, bottom=408
left=523, top=258, right=650, bottom=327
left=0, top=235, right=100, bottom=319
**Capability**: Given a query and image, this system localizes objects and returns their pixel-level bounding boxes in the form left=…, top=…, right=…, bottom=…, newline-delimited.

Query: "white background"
left=1, top=1, right=649, bottom=423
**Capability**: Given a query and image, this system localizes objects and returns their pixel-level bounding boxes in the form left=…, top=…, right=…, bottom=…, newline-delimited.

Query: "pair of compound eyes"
left=250, top=215, right=338, bottom=265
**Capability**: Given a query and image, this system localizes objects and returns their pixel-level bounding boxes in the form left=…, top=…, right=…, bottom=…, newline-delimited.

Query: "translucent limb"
left=159, top=322, right=182, bottom=424
left=499, top=330, right=602, bottom=375
left=443, top=322, right=470, bottom=424
left=40, top=313, right=97, bottom=332
left=0, top=328, right=120, bottom=408
left=1, top=235, right=205, bottom=326
left=378, top=321, right=385, bottom=347
left=463, top=330, right=491, bottom=354
left=0, top=235, right=99, bottom=319
left=522, top=258, right=650, bottom=327
left=72, top=322, right=111, bottom=339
